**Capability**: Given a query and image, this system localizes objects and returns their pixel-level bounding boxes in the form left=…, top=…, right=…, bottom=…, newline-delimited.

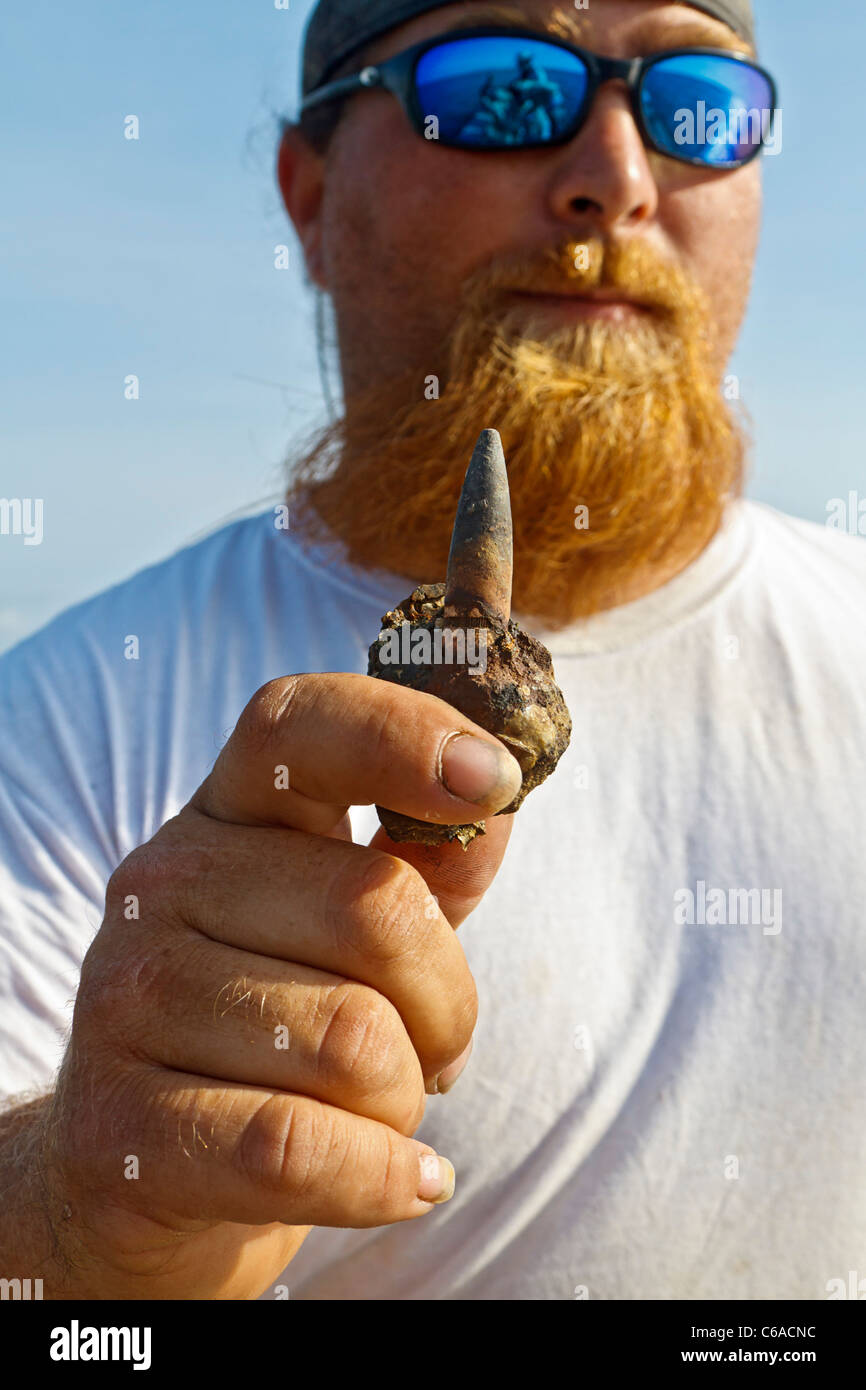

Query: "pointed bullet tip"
left=445, top=429, right=513, bottom=624
left=472, top=428, right=504, bottom=466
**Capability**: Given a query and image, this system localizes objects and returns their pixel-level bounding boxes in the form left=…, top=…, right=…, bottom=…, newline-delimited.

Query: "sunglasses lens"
left=641, top=53, right=774, bottom=165
left=415, top=35, right=589, bottom=147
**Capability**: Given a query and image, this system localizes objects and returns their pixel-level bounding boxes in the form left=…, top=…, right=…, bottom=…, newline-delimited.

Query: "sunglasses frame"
left=301, top=24, right=778, bottom=168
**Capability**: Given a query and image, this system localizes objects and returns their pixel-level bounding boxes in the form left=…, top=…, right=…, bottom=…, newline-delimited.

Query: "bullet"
left=444, top=428, right=513, bottom=624
left=368, top=426, right=571, bottom=849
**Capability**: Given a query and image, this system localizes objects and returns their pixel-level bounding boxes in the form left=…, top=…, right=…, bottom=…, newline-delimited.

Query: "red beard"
left=286, top=236, right=746, bottom=627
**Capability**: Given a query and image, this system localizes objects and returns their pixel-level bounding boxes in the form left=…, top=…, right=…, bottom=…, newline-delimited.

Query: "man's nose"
left=545, top=85, right=659, bottom=231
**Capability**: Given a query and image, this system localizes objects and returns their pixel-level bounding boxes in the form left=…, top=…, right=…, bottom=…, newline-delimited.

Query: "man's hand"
left=33, top=673, right=522, bottom=1299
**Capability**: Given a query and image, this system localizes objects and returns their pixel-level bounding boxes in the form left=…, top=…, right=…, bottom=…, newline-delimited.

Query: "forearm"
left=0, top=1090, right=87, bottom=1299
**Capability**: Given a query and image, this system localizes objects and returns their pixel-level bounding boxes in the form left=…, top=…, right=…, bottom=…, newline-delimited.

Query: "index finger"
left=191, top=673, right=523, bottom=837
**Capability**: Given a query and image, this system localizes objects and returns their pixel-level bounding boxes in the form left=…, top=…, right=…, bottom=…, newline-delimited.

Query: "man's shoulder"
left=747, top=498, right=866, bottom=574
left=745, top=499, right=866, bottom=605
left=0, top=510, right=304, bottom=834
left=1, top=511, right=279, bottom=679
left=738, top=501, right=866, bottom=691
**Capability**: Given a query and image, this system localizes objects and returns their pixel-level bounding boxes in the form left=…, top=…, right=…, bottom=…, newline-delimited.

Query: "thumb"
left=368, top=812, right=515, bottom=929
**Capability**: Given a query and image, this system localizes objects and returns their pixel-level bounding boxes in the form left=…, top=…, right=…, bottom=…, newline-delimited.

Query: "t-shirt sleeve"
left=0, top=625, right=120, bottom=1103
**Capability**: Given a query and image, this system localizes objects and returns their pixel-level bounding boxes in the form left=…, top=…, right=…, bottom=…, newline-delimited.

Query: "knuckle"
left=316, top=985, right=412, bottom=1100
left=76, top=928, right=196, bottom=1036
left=425, top=971, right=477, bottom=1077
left=237, top=1093, right=318, bottom=1198
left=104, top=846, right=152, bottom=917
left=329, top=852, right=427, bottom=969
left=74, top=939, right=132, bottom=1033
left=234, top=675, right=304, bottom=759
left=105, top=840, right=202, bottom=927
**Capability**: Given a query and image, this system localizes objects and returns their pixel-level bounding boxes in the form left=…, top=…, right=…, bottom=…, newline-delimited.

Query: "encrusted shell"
left=368, top=584, right=572, bottom=848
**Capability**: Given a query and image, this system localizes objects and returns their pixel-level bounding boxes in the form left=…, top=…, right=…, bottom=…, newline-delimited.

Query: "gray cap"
left=302, top=1, right=756, bottom=96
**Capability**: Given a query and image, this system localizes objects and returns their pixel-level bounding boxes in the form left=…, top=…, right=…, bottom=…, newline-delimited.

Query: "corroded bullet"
left=368, top=428, right=572, bottom=849
left=444, top=428, right=513, bottom=624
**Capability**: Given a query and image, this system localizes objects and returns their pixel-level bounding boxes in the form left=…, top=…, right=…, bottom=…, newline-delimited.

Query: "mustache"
left=459, top=236, right=704, bottom=321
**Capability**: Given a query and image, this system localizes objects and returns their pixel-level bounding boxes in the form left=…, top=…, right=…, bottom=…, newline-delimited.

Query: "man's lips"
left=505, top=288, right=655, bottom=322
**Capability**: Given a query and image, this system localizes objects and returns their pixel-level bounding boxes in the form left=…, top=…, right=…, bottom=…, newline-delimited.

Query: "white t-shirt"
left=1, top=499, right=865, bottom=1301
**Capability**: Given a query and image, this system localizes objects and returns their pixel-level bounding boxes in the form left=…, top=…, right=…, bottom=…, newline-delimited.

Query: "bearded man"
left=0, top=0, right=864, bottom=1303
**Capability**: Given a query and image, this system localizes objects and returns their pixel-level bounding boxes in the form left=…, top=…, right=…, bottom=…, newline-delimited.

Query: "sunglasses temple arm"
left=300, top=68, right=383, bottom=113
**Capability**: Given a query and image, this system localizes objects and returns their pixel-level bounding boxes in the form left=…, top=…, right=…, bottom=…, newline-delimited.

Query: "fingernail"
left=418, top=1153, right=456, bottom=1204
left=435, top=1036, right=474, bottom=1094
left=440, top=733, right=522, bottom=807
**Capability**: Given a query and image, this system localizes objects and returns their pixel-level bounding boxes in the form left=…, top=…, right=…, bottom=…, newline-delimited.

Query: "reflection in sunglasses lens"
left=641, top=53, right=774, bottom=164
left=415, top=36, right=589, bottom=147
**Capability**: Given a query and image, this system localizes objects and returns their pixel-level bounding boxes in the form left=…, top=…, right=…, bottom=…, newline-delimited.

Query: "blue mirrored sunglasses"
left=301, top=26, right=778, bottom=167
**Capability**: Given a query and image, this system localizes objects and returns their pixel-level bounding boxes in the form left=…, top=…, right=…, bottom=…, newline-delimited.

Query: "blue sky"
left=2, top=0, right=864, bottom=652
